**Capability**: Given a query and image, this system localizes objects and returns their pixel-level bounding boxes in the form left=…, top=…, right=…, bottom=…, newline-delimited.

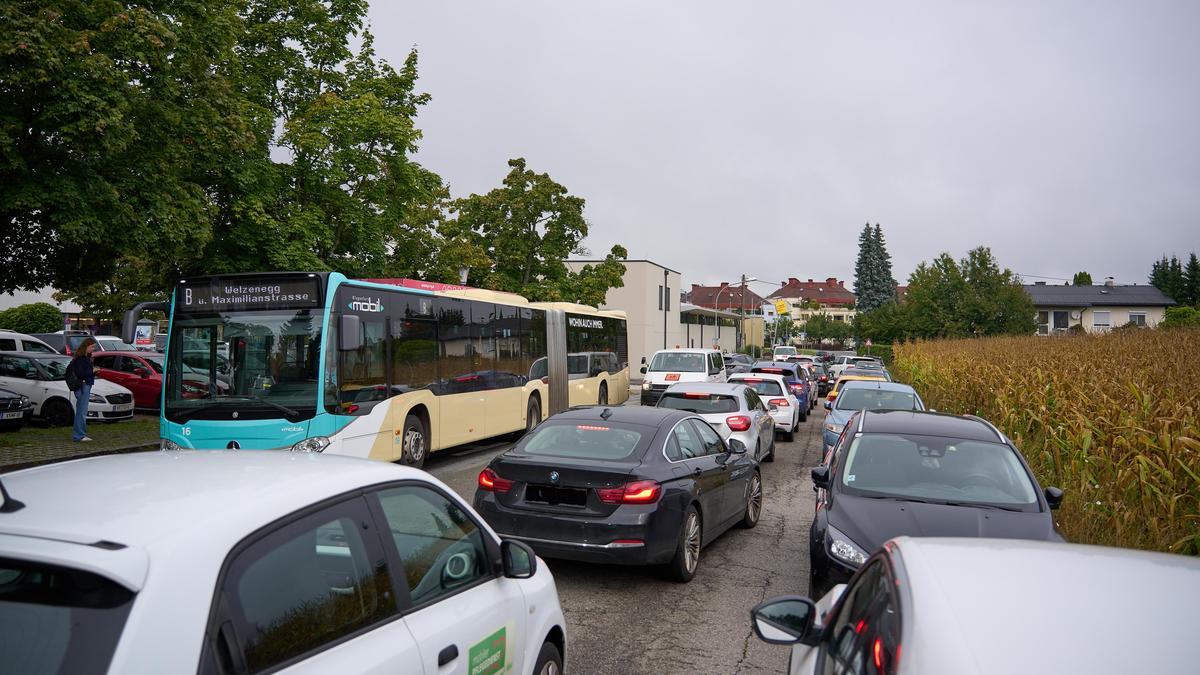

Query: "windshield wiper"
left=225, top=395, right=302, bottom=421
left=940, top=501, right=1025, bottom=512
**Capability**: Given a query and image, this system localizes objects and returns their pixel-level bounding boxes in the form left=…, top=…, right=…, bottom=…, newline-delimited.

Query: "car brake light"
left=761, top=368, right=783, bottom=373
left=741, top=377, right=762, bottom=383
left=478, top=467, right=514, bottom=493
left=726, top=415, right=752, bottom=431
left=683, top=392, right=709, bottom=399
left=820, top=375, right=828, bottom=381
left=768, top=398, right=789, bottom=407
left=874, top=638, right=884, bottom=670
left=597, top=480, right=662, bottom=504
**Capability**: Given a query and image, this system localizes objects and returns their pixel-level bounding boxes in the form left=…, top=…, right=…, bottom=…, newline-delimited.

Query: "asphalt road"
left=425, top=393, right=825, bottom=674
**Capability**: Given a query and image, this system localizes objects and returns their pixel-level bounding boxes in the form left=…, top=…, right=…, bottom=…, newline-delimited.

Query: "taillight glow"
left=478, top=467, right=514, bottom=493
left=726, top=415, right=751, bottom=431
left=597, top=480, right=662, bottom=504
left=855, top=619, right=867, bottom=634
left=741, top=377, right=762, bottom=383
left=768, top=398, right=789, bottom=407
left=683, top=392, right=710, bottom=399
left=576, top=425, right=610, bottom=431
left=873, top=638, right=884, bottom=669
left=820, top=375, right=828, bottom=381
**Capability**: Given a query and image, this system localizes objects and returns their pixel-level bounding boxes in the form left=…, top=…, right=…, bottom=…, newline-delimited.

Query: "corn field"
left=892, top=328, right=1200, bottom=556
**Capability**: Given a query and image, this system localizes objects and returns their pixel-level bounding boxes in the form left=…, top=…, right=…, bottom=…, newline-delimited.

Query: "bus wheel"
left=526, top=397, right=541, bottom=434
left=400, top=414, right=427, bottom=468
left=598, top=382, right=608, bottom=406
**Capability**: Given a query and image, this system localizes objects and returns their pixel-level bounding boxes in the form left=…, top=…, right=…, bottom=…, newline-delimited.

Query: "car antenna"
left=600, top=407, right=612, bottom=420
left=0, top=477, right=26, bottom=513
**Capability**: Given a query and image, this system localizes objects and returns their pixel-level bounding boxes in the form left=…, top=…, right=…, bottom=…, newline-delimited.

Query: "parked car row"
left=0, top=352, right=135, bottom=429
left=745, top=358, right=1199, bottom=673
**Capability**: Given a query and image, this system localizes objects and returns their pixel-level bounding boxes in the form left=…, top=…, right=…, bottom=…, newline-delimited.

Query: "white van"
left=639, top=348, right=727, bottom=405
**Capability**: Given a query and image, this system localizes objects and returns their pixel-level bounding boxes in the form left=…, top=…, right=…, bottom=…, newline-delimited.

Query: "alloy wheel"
left=747, top=474, right=762, bottom=523
left=684, top=512, right=701, bottom=573
left=403, top=427, right=425, bottom=463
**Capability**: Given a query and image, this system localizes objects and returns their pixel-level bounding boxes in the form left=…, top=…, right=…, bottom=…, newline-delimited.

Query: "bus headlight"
left=160, top=438, right=183, bottom=451
left=291, top=436, right=330, bottom=453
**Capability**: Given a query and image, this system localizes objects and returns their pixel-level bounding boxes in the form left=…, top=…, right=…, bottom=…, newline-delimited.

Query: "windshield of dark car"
left=519, top=422, right=645, bottom=460
left=839, top=433, right=1038, bottom=507
left=835, top=389, right=919, bottom=411
left=648, top=352, right=705, bottom=373
left=658, top=392, right=739, bottom=413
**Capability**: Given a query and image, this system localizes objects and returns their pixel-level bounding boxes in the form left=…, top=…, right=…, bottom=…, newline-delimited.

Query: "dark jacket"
left=72, top=355, right=95, bottom=387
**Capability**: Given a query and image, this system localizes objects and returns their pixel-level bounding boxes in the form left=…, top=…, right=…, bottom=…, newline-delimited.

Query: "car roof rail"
left=962, top=414, right=1005, bottom=441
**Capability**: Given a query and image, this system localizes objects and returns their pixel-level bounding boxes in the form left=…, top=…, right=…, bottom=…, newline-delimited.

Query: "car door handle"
left=693, top=466, right=703, bottom=476
left=438, top=644, right=458, bottom=667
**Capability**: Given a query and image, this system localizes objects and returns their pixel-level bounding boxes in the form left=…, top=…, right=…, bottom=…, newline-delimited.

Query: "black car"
left=723, top=352, right=754, bottom=376
left=474, top=406, right=763, bottom=582
left=809, top=362, right=833, bottom=396
left=0, top=387, right=34, bottom=431
left=809, top=410, right=1064, bottom=597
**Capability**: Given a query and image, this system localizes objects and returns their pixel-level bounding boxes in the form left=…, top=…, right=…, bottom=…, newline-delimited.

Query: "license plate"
left=113, top=403, right=133, bottom=412
left=1, top=411, right=22, bottom=420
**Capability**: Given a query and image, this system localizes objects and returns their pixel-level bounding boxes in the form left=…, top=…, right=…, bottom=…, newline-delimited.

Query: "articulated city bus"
left=123, top=272, right=629, bottom=466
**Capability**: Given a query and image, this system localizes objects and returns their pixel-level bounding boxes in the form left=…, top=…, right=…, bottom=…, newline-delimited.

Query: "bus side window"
left=337, top=316, right=387, bottom=414
left=391, top=319, right=437, bottom=395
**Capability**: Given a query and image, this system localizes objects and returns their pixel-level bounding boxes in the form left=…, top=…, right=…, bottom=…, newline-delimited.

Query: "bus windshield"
left=165, top=309, right=322, bottom=422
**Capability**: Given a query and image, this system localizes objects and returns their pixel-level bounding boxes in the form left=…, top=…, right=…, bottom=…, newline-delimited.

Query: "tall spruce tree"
left=854, top=222, right=896, bottom=313
left=1184, top=253, right=1200, bottom=306
left=1072, top=271, right=1093, bottom=286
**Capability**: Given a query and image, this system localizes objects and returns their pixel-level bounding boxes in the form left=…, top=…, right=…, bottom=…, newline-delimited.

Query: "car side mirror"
left=728, top=438, right=747, bottom=455
left=811, top=465, right=830, bottom=488
left=751, top=596, right=818, bottom=645
left=501, top=539, right=537, bottom=579
left=133, top=367, right=149, bottom=378
left=823, top=400, right=831, bottom=410
left=1045, top=486, right=1064, bottom=509
left=640, top=366, right=647, bottom=374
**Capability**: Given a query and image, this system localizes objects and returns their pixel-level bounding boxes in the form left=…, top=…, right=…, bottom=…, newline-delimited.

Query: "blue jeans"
left=73, top=383, right=91, bottom=440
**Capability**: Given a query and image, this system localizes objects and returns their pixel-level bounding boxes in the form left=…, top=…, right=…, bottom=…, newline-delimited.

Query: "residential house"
left=767, top=277, right=857, bottom=324
left=1023, top=280, right=1175, bottom=334
left=686, top=283, right=765, bottom=315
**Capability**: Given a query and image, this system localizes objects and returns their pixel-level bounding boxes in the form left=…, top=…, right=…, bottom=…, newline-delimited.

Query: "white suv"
left=0, top=329, right=57, bottom=354
left=639, top=348, right=727, bottom=405
left=0, top=451, right=568, bottom=674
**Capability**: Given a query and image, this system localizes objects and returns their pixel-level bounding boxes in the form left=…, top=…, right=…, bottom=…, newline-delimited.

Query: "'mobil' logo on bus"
left=347, top=296, right=385, bottom=313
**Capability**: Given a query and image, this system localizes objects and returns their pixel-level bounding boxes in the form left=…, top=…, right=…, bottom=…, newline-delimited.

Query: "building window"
left=658, top=285, right=663, bottom=310
left=665, top=286, right=671, bottom=311
left=1092, top=311, right=1111, bottom=330
left=1128, top=312, right=1146, bottom=327
left=1037, top=311, right=1049, bottom=335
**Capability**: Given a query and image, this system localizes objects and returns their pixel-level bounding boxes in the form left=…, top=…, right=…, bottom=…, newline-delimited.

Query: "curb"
left=0, top=442, right=159, bottom=474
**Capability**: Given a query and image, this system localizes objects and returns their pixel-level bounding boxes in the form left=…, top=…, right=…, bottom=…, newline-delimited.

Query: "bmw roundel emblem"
left=550, top=471, right=560, bottom=482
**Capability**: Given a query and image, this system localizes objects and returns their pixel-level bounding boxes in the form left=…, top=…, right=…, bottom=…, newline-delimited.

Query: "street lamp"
left=713, top=277, right=758, bottom=350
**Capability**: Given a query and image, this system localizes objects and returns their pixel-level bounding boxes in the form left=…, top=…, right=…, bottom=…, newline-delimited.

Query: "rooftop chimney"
left=826, top=277, right=838, bottom=285
left=719, top=281, right=729, bottom=287
left=1105, top=277, right=1115, bottom=288
left=788, top=278, right=801, bottom=285
left=838, top=280, right=845, bottom=288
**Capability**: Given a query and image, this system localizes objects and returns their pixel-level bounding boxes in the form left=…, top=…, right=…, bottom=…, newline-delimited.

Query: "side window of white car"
left=371, top=485, right=493, bottom=607
left=819, top=560, right=900, bottom=675
left=219, top=497, right=394, bottom=673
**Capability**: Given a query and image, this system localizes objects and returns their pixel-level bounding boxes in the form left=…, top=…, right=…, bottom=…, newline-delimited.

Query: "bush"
left=1163, top=306, right=1200, bottom=328
left=859, top=344, right=894, bottom=365
left=0, top=302, right=63, bottom=334
left=892, top=329, right=1200, bottom=555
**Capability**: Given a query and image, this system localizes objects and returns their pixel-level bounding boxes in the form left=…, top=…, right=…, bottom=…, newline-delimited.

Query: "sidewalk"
left=0, top=416, right=159, bottom=473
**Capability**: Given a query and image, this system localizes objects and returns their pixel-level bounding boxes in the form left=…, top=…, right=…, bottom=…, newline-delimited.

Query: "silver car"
left=658, top=382, right=777, bottom=462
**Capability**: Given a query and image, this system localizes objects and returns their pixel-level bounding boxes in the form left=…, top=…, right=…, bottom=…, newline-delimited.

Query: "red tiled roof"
left=766, top=278, right=856, bottom=306
left=688, top=283, right=765, bottom=310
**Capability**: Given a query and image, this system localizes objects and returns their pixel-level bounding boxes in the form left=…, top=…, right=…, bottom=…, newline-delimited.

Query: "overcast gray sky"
left=371, top=0, right=1199, bottom=290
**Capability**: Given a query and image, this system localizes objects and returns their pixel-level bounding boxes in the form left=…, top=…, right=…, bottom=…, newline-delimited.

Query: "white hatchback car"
left=752, top=536, right=1200, bottom=674
left=0, top=352, right=134, bottom=426
left=728, top=372, right=801, bottom=442
left=0, top=452, right=567, bottom=675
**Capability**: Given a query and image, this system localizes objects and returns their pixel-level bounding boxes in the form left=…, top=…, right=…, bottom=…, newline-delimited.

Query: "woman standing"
left=70, top=337, right=98, bottom=442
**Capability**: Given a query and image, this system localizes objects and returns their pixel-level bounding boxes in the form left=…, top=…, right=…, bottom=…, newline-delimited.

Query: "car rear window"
left=0, top=558, right=135, bottom=675
left=658, top=392, right=739, bottom=414
left=520, top=422, right=645, bottom=460
left=835, top=389, right=918, bottom=411
left=731, top=378, right=784, bottom=396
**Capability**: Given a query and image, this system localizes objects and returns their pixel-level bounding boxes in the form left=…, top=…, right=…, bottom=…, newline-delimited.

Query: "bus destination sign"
left=177, top=277, right=322, bottom=311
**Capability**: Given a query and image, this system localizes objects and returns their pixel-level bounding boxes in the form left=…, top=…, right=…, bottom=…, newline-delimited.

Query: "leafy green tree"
left=437, top=158, right=626, bottom=304
left=958, top=247, right=1036, bottom=336
left=1163, top=306, right=1200, bottom=328
left=854, top=300, right=908, bottom=344
left=0, top=302, right=64, bottom=333
left=1, top=0, right=248, bottom=294
left=903, top=253, right=969, bottom=338
left=1072, top=271, right=1093, bottom=286
left=767, top=316, right=798, bottom=344
left=802, top=314, right=852, bottom=343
